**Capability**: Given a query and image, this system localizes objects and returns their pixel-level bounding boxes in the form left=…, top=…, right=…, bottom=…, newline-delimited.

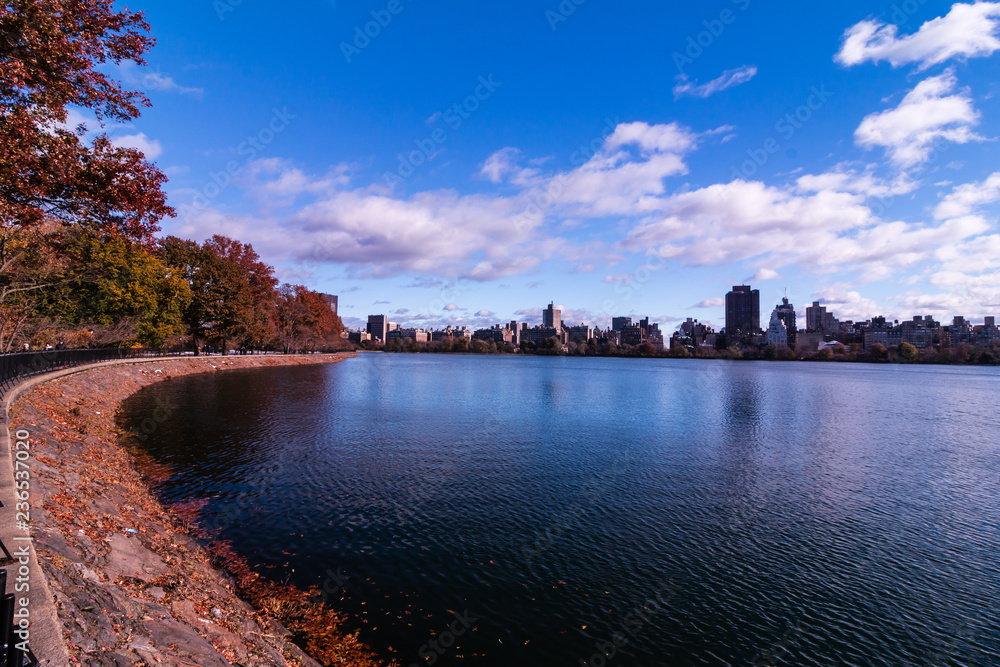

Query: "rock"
left=102, top=533, right=169, bottom=584
left=142, top=616, right=229, bottom=666
left=9, top=354, right=370, bottom=667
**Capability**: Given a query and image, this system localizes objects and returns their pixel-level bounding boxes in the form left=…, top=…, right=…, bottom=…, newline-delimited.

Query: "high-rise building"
left=322, top=294, right=338, bottom=315
left=806, top=301, right=825, bottom=331
left=543, top=302, right=561, bottom=330
left=806, top=301, right=839, bottom=332
left=773, top=297, right=796, bottom=347
left=766, top=311, right=788, bottom=347
left=639, top=317, right=663, bottom=344
left=725, top=285, right=760, bottom=335
left=367, top=314, right=389, bottom=342
left=612, top=317, right=632, bottom=332
left=509, top=321, right=520, bottom=345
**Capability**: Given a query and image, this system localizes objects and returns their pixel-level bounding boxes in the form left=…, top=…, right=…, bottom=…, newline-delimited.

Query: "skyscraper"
left=612, top=317, right=632, bottom=332
left=367, top=314, right=389, bottom=342
left=543, top=302, right=561, bottom=330
left=806, top=301, right=839, bottom=332
left=725, top=285, right=760, bottom=336
left=322, top=294, right=338, bottom=315
left=773, top=297, right=796, bottom=348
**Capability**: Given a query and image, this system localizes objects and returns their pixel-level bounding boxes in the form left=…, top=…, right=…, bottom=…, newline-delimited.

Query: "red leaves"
left=1, top=0, right=153, bottom=121
left=1, top=0, right=170, bottom=245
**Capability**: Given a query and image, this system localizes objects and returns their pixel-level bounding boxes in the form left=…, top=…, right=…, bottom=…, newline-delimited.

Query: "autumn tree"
left=160, top=235, right=278, bottom=351
left=1, top=0, right=172, bottom=344
left=47, top=230, right=191, bottom=346
left=275, top=284, right=345, bottom=352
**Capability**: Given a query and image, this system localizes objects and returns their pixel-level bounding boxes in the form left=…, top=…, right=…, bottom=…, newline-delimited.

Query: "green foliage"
left=55, top=231, right=191, bottom=346
left=899, top=342, right=918, bottom=362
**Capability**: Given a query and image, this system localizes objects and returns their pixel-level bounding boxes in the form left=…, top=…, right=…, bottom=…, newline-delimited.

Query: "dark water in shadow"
left=119, top=355, right=1000, bottom=666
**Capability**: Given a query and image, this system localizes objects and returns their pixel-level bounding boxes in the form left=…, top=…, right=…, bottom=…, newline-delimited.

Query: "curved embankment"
left=3, top=353, right=375, bottom=667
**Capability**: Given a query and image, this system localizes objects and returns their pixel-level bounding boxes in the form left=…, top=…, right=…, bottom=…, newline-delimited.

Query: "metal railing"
left=0, top=348, right=189, bottom=401
left=0, top=347, right=354, bottom=401
left=0, top=569, right=36, bottom=666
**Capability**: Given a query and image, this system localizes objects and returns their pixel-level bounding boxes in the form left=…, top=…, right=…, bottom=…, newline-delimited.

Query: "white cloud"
left=854, top=71, right=983, bottom=168
left=117, top=62, right=204, bottom=97
left=604, top=121, right=697, bottom=155
left=936, top=233, right=1000, bottom=274
left=748, top=268, right=781, bottom=281
left=795, top=164, right=917, bottom=199
left=475, top=309, right=494, bottom=317
left=168, top=116, right=999, bottom=319
left=58, top=109, right=94, bottom=133
left=622, top=178, right=987, bottom=280
left=480, top=147, right=524, bottom=183
left=934, top=171, right=1000, bottom=218
left=112, top=132, right=163, bottom=158
left=603, top=273, right=633, bottom=284
left=535, top=122, right=698, bottom=219
left=173, top=158, right=565, bottom=281
left=443, top=303, right=460, bottom=311
left=810, top=287, right=882, bottom=322
left=835, top=2, right=1000, bottom=69
left=673, top=65, right=757, bottom=99
left=692, top=297, right=725, bottom=308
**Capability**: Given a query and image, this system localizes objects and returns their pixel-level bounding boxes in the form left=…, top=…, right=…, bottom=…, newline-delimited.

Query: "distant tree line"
left=362, top=337, right=1000, bottom=366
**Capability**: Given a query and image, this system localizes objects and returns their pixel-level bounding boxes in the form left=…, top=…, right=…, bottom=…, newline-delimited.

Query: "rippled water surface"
left=119, top=354, right=1000, bottom=666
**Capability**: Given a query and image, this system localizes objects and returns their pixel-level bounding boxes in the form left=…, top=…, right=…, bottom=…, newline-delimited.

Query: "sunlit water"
left=119, top=354, right=1000, bottom=666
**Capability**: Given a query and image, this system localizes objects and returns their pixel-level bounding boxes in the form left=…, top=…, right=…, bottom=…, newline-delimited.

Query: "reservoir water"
left=119, top=354, right=1000, bottom=666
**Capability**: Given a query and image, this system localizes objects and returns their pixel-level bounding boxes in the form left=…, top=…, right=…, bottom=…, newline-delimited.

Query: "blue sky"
left=95, top=1, right=1000, bottom=331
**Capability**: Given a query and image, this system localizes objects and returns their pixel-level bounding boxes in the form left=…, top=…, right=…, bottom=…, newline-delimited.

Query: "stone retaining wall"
left=3, top=354, right=360, bottom=666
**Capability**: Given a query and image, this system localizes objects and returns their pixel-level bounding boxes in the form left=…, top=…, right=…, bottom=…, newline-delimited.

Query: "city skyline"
left=356, top=290, right=1000, bottom=351
left=107, top=1, right=1000, bottom=332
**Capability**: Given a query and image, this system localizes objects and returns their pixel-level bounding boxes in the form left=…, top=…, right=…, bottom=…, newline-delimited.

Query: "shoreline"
left=5, top=353, right=386, bottom=666
left=367, top=348, right=999, bottom=367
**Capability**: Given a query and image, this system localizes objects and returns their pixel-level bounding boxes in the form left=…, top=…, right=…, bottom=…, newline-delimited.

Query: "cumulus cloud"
left=934, top=171, right=1000, bottom=219
left=854, top=71, right=982, bottom=168
left=835, top=2, right=1000, bottom=69
left=795, top=164, right=917, bottom=199
left=112, top=132, right=163, bottom=158
left=537, top=121, right=699, bottom=219
left=810, top=287, right=882, bottom=322
left=621, top=177, right=989, bottom=284
left=443, top=303, right=460, bottom=311
left=673, top=65, right=757, bottom=99
left=475, top=309, right=494, bottom=317
left=53, top=109, right=166, bottom=160
left=175, top=160, right=558, bottom=281
left=748, top=268, right=781, bottom=281
left=692, top=297, right=725, bottom=308
left=169, top=114, right=999, bottom=319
